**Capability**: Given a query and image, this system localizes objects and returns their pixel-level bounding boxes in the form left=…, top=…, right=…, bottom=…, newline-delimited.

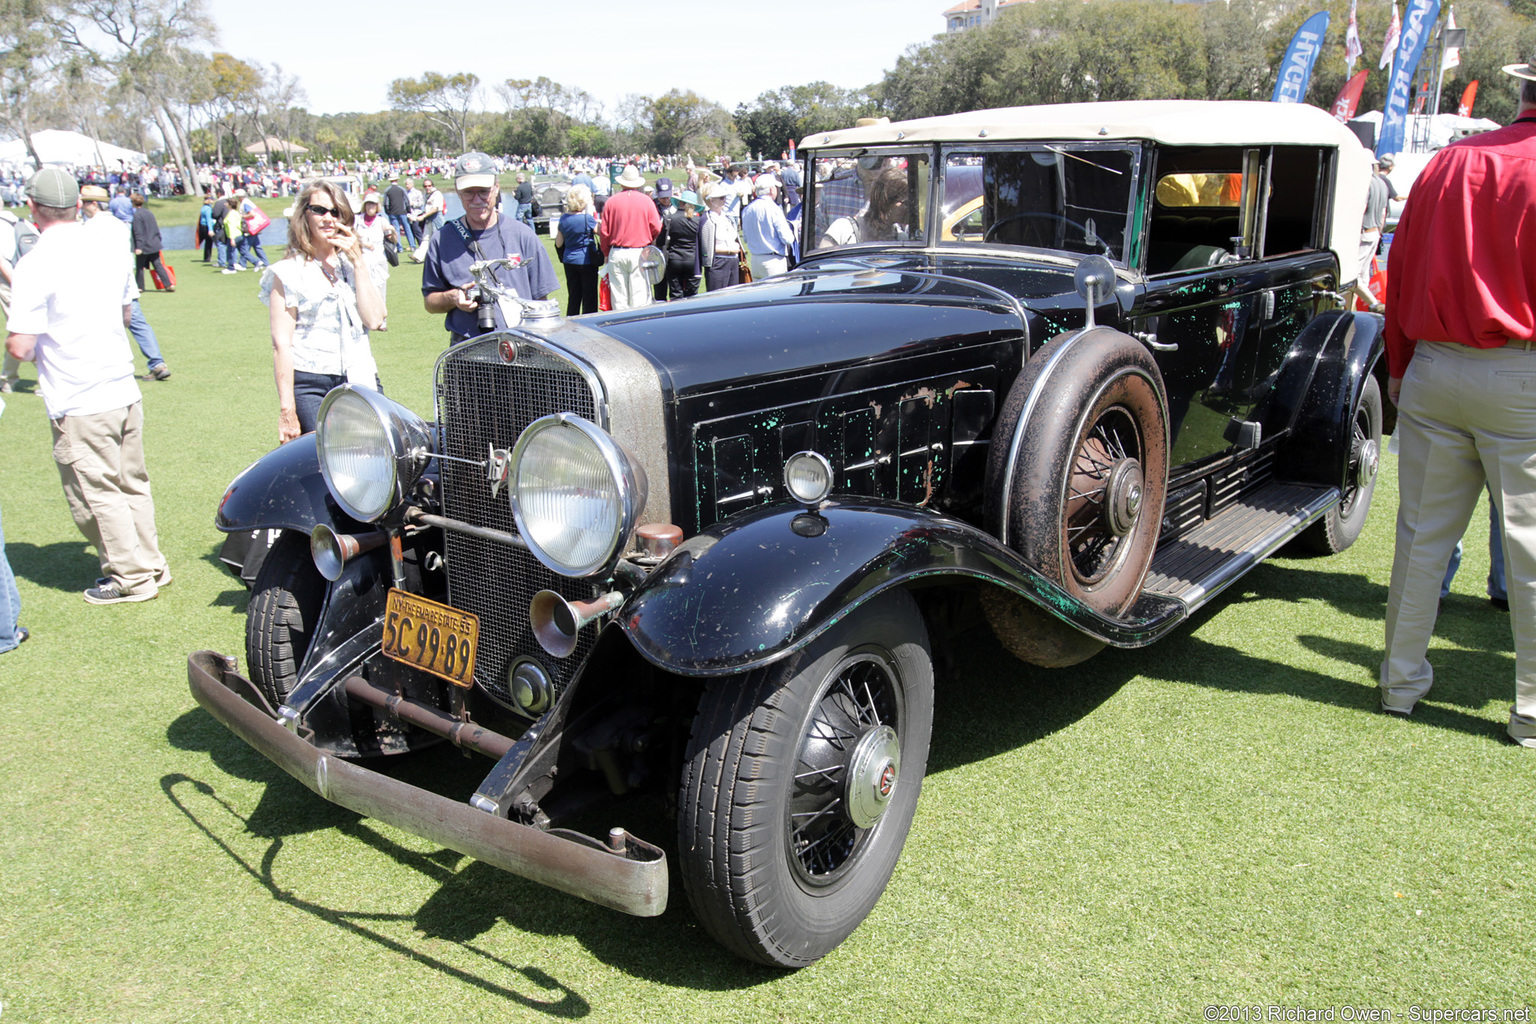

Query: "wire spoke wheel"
left=678, top=590, right=933, bottom=968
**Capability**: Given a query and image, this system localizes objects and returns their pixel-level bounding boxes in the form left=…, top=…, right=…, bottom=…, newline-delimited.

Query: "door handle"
left=1135, top=330, right=1177, bottom=352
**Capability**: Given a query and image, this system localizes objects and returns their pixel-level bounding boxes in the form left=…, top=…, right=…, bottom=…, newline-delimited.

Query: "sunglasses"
left=305, top=203, right=340, bottom=217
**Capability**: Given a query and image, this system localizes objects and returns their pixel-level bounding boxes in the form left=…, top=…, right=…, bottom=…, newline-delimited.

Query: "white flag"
left=1380, top=1, right=1402, bottom=70
left=1442, top=8, right=1460, bottom=71
left=1346, top=0, right=1364, bottom=72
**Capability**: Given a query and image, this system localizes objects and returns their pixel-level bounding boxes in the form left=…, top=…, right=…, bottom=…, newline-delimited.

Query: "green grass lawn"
left=0, top=202, right=1530, bottom=1022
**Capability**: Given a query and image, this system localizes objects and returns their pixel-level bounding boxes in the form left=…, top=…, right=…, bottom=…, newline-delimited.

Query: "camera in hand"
left=464, top=284, right=497, bottom=332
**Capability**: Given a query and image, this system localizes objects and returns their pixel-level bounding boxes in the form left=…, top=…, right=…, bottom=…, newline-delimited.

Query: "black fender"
left=216, top=435, right=370, bottom=536
left=1261, top=309, right=1384, bottom=489
left=214, top=437, right=372, bottom=584
left=619, top=498, right=1186, bottom=677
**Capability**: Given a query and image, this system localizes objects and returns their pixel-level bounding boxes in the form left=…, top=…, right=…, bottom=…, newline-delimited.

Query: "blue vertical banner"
left=1272, top=12, right=1332, bottom=103
left=1376, top=0, right=1442, bottom=156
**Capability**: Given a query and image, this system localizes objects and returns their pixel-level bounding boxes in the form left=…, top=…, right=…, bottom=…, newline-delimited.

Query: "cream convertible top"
left=801, top=101, right=1376, bottom=282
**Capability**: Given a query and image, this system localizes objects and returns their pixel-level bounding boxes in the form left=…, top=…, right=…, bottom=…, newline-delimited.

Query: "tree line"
left=6, top=0, right=1536, bottom=186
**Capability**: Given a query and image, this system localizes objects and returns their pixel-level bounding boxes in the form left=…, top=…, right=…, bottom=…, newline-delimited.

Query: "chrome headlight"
left=316, top=385, right=433, bottom=522
left=510, top=413, right=647, bottom=578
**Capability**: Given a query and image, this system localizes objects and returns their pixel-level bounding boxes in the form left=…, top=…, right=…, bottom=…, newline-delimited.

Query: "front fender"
left=216, top=435, right=369, bottom=535
left=620, top=499, right=1184, bottom=676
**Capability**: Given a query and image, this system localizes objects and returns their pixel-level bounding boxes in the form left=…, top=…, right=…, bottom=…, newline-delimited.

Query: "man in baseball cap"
left=5, top=166, right=171, bottom=605
left=421, top=152, right=557, bottom=343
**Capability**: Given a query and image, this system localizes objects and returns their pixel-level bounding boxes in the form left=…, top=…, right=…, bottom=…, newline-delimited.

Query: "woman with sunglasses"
left=260, top=180, right=385, bottom=443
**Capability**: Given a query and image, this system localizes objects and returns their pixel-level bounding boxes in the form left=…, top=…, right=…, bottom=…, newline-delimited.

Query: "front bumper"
left=186, top=651, right=668, bottom=917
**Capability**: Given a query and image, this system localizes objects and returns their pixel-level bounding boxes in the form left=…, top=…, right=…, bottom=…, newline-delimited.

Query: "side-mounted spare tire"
left=983, top=328, right=1170, bottom=664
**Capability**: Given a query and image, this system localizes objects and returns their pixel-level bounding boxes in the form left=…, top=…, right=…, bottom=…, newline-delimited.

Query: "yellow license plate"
left=381, top=589, right=479, bottom=687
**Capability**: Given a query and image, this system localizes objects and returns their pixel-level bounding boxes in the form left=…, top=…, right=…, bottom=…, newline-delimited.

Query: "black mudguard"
left=214, top=437, right=371, bottom=583
left=1261, top=309, right=1384, bottom=488
left=619, top=498, right=1185, bottom=677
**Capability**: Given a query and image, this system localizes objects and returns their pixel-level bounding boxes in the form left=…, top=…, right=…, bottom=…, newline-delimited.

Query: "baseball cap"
left=27, top=167, right=79, bottom=209
left=80, top=184, right=111, bottom=203
left=454, top=152, right=498, bottom=190
left=754, top=175, right=781, bottom=196
left=655, top=177, right=673, bottom=198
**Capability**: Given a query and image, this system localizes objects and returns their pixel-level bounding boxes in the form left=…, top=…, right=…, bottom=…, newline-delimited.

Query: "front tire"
left=678, top=589, right=934, bottom=968
left=245, top=530, right=327, bottom=706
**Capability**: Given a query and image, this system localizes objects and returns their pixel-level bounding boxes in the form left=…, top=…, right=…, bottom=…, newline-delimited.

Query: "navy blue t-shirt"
left=420, top=214, right=559, bottom=338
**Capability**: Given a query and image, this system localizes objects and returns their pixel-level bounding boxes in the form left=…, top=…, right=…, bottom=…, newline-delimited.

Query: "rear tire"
left=1298, top=375, right=1382, bottom=554
left=678, top=589, right=934, bottom=967
left=245, top=530, right=327, bottom=706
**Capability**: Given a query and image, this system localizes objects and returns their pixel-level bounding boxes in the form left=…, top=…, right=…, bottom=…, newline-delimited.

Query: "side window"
left=1263, top=147, right=1326, bottom=256
left=1146, top=147, right=1251, bottom=275
left=811, top=152, right=930, bottom=250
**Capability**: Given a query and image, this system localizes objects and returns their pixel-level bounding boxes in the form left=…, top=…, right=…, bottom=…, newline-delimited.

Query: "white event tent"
left=0, top=129, right=149, bottom=171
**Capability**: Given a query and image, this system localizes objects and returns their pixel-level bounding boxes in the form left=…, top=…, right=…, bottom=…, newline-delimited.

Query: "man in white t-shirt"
left=4, top=167, right=170, bottom=605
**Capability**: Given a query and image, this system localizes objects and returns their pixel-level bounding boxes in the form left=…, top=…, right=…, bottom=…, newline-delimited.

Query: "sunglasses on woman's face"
left=305, top=203, right=339, bottom=217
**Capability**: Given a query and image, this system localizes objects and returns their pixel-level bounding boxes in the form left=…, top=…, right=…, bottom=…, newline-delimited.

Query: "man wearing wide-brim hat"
left=598, top=164, right=662, bottom=311
left=1379, top=53, right=1536, bottom=746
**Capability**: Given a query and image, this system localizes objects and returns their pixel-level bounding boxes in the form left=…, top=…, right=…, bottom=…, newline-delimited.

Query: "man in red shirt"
left=1380, top=58, right=1536, bottom=746
left=599, top=164, right=661, bottom=310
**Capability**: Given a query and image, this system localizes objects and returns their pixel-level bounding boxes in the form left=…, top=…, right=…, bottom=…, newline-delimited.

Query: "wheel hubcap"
left=845, top=725, right=900, bottom=829
left=1354, top=437, right=1379, bottom=492
left=1066, top=407, right=1144, bottom=584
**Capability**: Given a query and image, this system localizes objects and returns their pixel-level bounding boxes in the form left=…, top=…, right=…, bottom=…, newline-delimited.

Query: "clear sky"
left=201, top=0, right=951, bottom=117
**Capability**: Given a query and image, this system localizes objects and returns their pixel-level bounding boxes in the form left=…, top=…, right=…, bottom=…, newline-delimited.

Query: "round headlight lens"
left=511, top=414, right=645, bottom=577
left=316, top=386, right=432, bottom=522
left=784, top=451, right=834, bottom=506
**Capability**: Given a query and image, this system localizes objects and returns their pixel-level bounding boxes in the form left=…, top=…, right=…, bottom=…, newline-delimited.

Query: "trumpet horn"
left=529, top=589, right=625, bottom=658
left=310, top=524, right=388, bottom=581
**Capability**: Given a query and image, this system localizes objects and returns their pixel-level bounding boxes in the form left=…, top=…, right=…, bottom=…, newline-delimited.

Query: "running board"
left=1142, top=481, right=1337, bottom=614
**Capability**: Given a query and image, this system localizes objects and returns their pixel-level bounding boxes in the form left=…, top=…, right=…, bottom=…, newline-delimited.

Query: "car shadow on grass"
left=165, top=706, right=784, bottom=992
left=927, top=560, right=1517, bottom=770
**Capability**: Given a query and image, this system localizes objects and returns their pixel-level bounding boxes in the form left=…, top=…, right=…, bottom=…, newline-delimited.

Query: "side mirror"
left=1074, top=255, right=1117, bottom=329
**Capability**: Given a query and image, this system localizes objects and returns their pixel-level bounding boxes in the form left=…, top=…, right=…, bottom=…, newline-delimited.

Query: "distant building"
left=944, top=0, right=1029, bottom=33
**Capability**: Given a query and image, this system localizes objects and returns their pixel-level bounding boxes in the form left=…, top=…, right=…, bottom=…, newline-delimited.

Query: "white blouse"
left=259, top=255, right=378, bottom=386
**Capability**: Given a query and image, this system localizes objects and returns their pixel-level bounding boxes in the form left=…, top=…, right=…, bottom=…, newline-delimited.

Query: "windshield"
left=941, top=146, right=1137, bottom=261
left=809, top=151, right=931, bottom=251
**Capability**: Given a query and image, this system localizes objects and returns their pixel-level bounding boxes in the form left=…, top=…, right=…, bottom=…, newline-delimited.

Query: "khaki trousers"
left=1382, top=341, right=1536, bottom=743
left=606, top=247, right=653, bottom=311
left=51, top=401, right=166, bottom=595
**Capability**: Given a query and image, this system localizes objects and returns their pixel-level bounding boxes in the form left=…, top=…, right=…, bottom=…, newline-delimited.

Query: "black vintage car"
left=190, top=101, right=1386, bottom=968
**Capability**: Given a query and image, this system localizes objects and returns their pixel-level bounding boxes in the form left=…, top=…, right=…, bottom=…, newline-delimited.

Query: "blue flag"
left=1376, top=0, right=1442, bottom=156
left=1272, top=12, right=1332, bottom=103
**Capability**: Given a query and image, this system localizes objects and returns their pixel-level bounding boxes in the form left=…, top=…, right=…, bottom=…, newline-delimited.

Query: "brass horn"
left=529, top=589, right=625, bottom=658
left=310, top=524, right=387, bottom=581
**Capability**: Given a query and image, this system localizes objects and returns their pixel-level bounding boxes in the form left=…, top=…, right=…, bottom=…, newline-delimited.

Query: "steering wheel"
left=983, top=212, right=1112, bottom=256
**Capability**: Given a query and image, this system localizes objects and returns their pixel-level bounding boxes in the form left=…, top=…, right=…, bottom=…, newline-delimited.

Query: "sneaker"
left=1491, top=597, right=1510, bottom=612
left=83, top=583, right=158, bottom=605
left=221, top=269, right=236, bottom=275
left=149, top=364, right=172, bottom=381
left=0, top=380, right=10, bottom=394
left=97, top=566, right=172, bottom=589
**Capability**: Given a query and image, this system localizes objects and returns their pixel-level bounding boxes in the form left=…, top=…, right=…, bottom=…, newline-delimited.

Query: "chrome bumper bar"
left=186, top=651, right=668, bottom=917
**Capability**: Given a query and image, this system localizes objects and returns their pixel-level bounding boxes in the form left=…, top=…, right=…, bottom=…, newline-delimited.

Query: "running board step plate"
left=1141, top=481, right=1337, bottom=612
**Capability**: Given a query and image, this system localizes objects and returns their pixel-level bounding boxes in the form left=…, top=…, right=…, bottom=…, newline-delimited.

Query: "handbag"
left=243, top=204, right=271, bottom=235
left=737, top=250, right=752, bottom=284
left=383, top=237, right=400, bottom=267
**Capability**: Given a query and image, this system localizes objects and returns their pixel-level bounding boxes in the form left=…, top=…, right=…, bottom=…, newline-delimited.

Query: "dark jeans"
left=201, top=232, right=214, bottom=262
left=135, top=251, right=169, bottom=291
left=564, top=261, right=600, bottom=315
left=293, top=373, right=384, bottom=434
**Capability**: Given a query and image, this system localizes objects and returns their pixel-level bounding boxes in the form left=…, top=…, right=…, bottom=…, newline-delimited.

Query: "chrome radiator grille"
left=435, top=337, right=601, bottom=712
